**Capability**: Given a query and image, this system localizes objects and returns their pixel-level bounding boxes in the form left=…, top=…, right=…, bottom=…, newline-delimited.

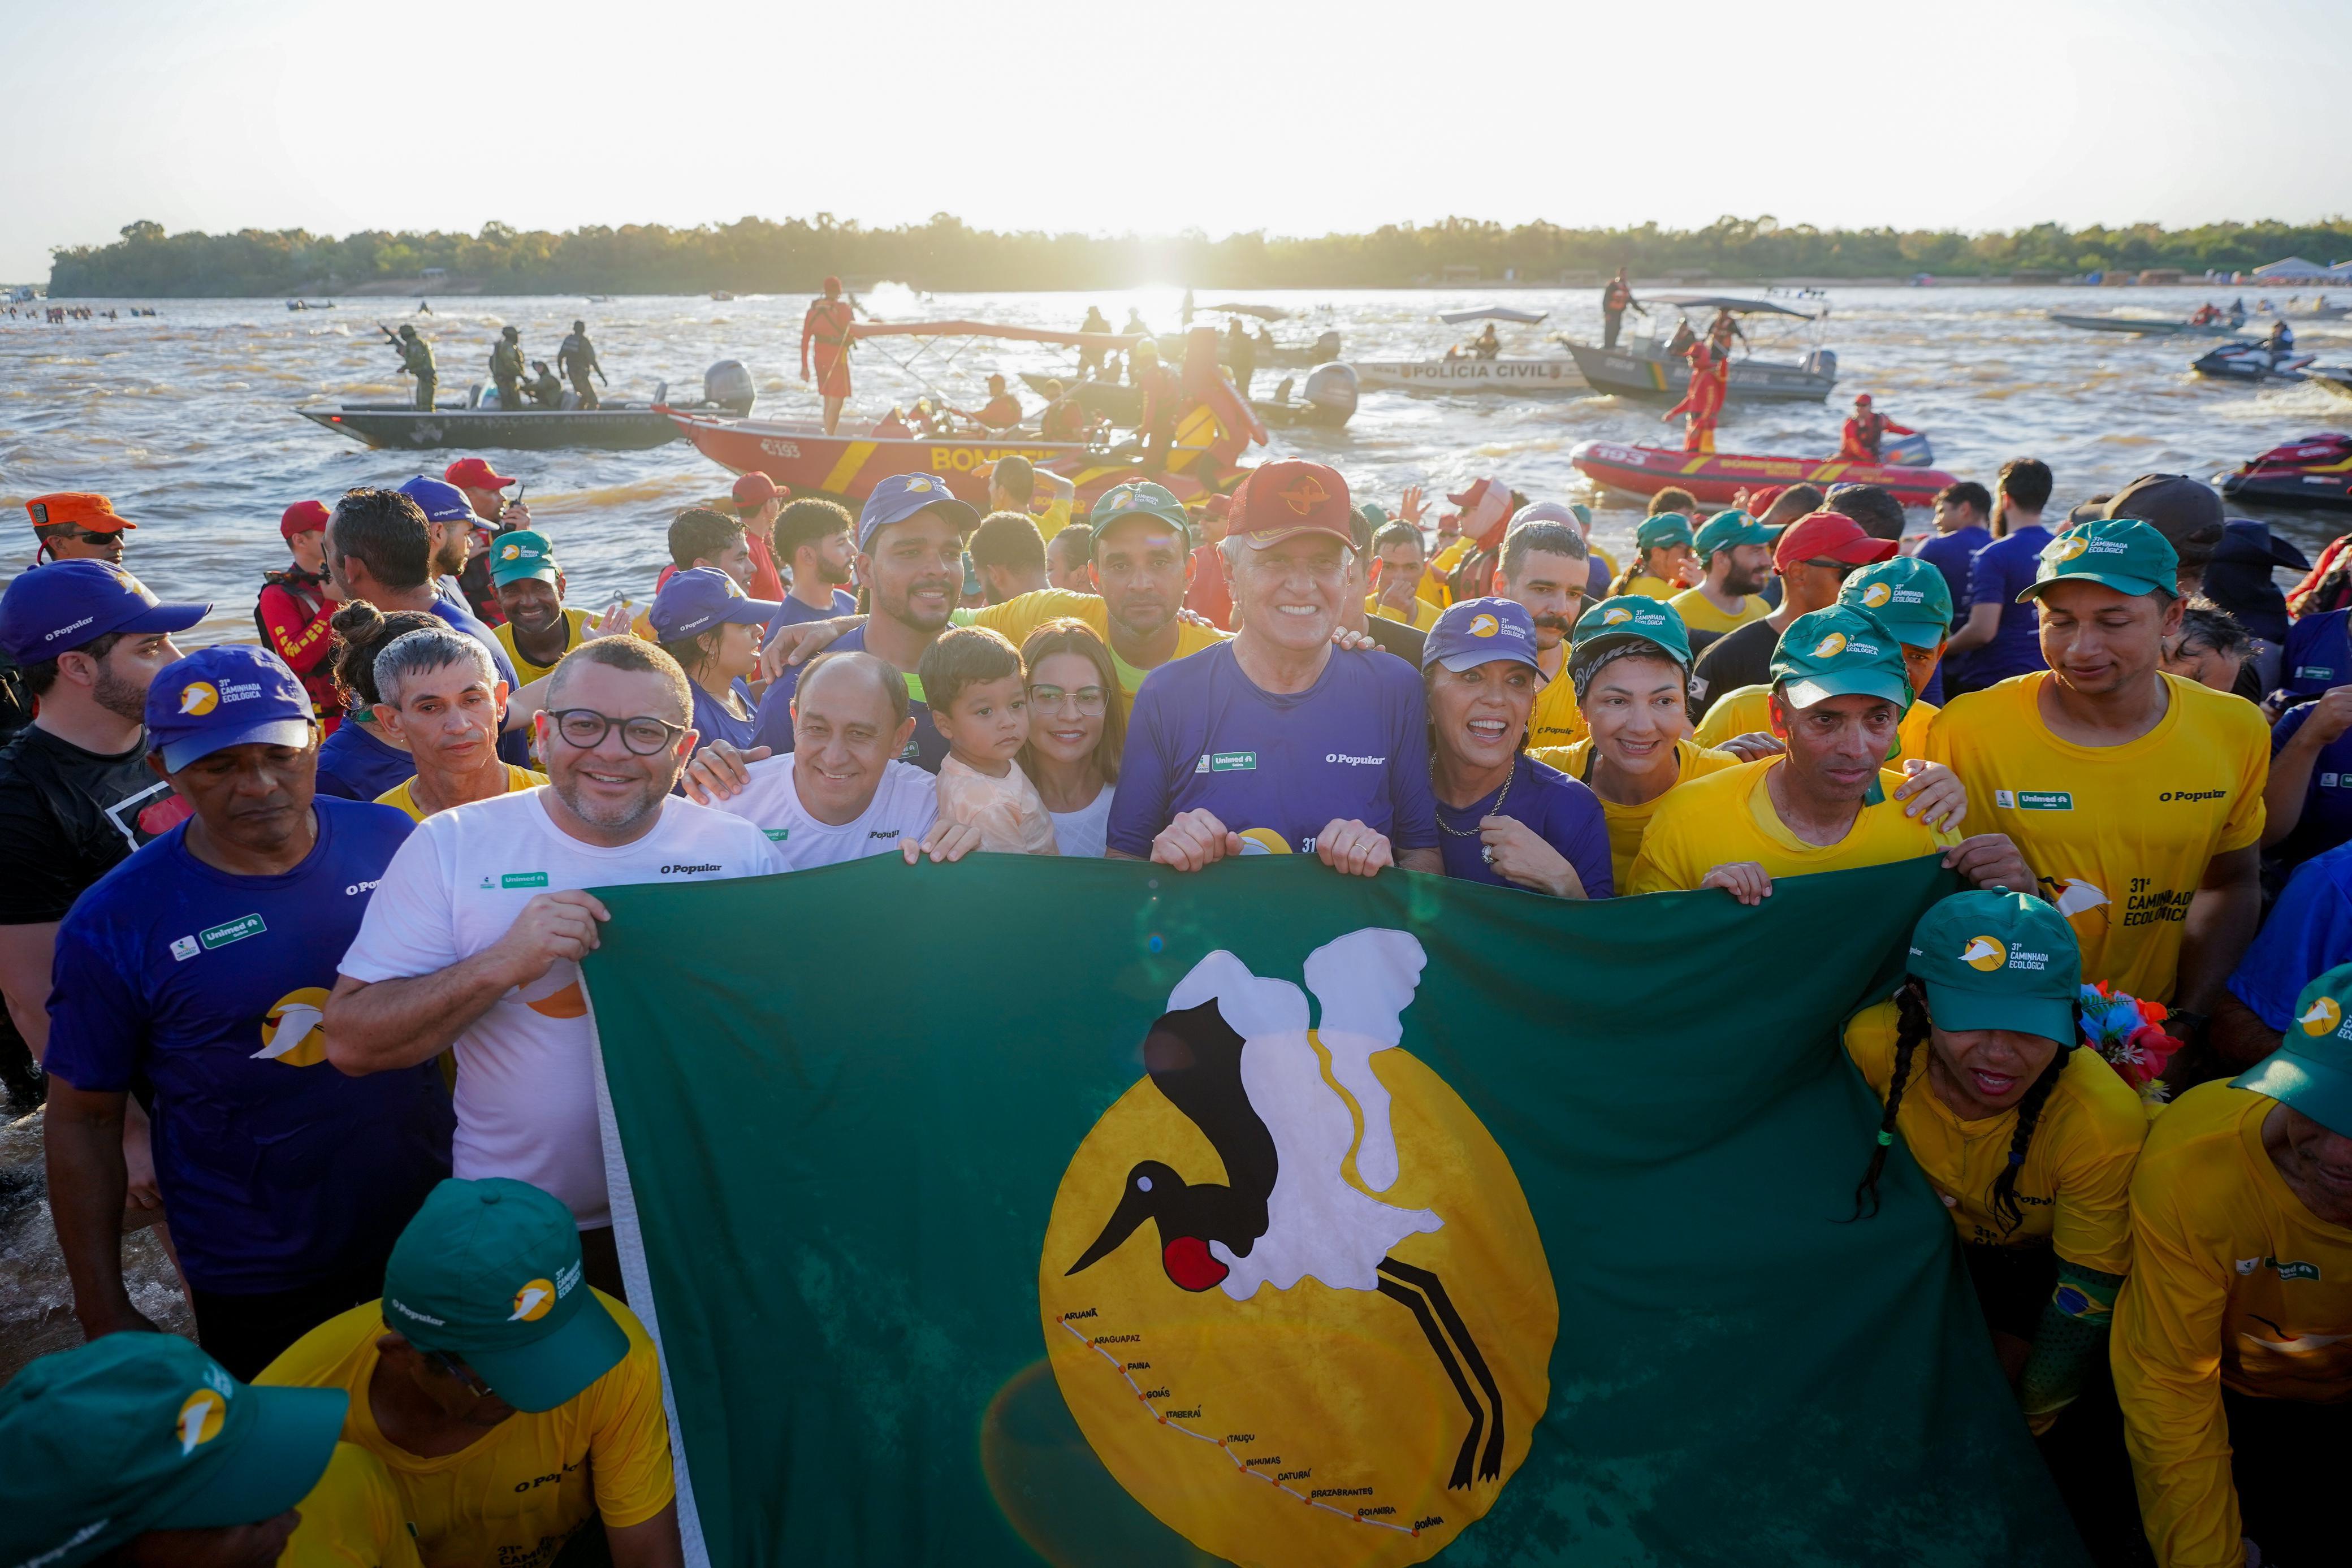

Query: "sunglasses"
left=44, top=526, right=121, bottom=545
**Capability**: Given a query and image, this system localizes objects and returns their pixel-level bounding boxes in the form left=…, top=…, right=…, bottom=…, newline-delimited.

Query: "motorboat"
left=2048, top=311, right=2247, bottom=337
left=1351, top=308, right=1584, bottom=394
left=286, top=300, right=336, bottom=311
left=297, top=361, right=754, bottom=451
left=667, top=323, right=1266, bottom=510
left=1570, top=436, right=1956, bottom=508
left=2191, top=342, right=2315, bottom=383
left=1561, top=294, right=1838, bottom=404
left=2216, top=434, right=2352, bottom=512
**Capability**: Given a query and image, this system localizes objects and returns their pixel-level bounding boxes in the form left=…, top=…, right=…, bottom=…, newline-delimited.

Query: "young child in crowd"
left=920, top=626, right=1059, bottom=855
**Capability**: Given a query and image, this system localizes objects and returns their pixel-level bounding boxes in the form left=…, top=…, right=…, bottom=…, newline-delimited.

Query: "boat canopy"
left=1648, top=293, right=1816, bottom=319
left=1438, top=307, right=1547, bottom=326
left=1200, top=303, right=1290, bottom=320
left=2251, top=256, right=2347, bottom=283
left=846, top=319, right=1144, bottom=350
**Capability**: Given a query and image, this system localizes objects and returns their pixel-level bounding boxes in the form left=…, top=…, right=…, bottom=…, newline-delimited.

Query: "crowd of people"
left=1, top=442, right=2348, bottom=1568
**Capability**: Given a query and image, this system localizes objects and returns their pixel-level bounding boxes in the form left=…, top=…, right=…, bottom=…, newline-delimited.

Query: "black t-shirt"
left=1687, top=616, right=1783, bottom=720
left=0, top=725, right=188, bottom=925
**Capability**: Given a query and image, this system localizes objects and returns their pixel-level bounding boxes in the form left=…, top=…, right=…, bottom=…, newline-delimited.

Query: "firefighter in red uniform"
left=1838, top=392, right=1914, bottom=462
left=254, top=500, right=344, bottom=734
left=1663, top=337, right=1730, bottom=453
left=801, top=275, right=856, bottom=436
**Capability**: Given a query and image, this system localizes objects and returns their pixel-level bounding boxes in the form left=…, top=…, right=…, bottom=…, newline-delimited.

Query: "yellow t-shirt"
left=1693, top=686, right=1939, bottom=765
left=965, top=588, right=1226, bottom=713
left=1421, top=536, right=1476, bottom=607
left=1667, top=586, right=1768, bottom=638
left=1926, top=673, right=2268, bottom=1002
left=1532, top=737, right=1741, bottom=892
left=258, top=1294, right=675, bottom=1568
left=282, top=1442, right=425, bottom=1568
left=1525, top=662, right=1585, bottom=751
left=374, top=766, right=548, bottom=824
left=1625, top=756, right=1960, bottom=896
left=1365, top=592, right=1440, bottom=631
left=2113, top=1084, right=2352, bottom=1568
left=1843, top=1000, right=2145, bottom=1269
left=1612, top=573, right=1680, bottom=603
left=493, top=609, right=594, bottom=688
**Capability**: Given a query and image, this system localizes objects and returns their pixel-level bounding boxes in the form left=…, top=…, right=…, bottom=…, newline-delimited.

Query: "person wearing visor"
left=45, top=646, right=448, bottom=1380
left=1628, top=605, right=2018, bottom=900
left=1, top=1332, right=417, bottom=1568
left=651, top=566, right=781, bottom=760
left=1422, top=598, right=1609, bottom=897
left=1609, top=512, right=1700, bottom=602
left=262, top=1176, right=683, bottom=1567
left=1929, top=520, right=2267, bottom=1016
left=1667, top=509, right=1775, bottom=649
left=1844, top=894, right=2146, bottom=1506
left=2115, top=961, right=2352, bottom=1568
left=1529, top=597, right=1741, bottom=891
left=1696, top=555, right=1955, bottom=762
left=25, top=490, right=135, bottom=567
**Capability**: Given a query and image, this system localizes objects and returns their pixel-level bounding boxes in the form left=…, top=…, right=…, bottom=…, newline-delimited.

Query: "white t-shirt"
left=1050, top=784, right=1117, bottom=858
left=704, top=756, right=938, bottom=869
left=338, top=787, right=785, bottom=1228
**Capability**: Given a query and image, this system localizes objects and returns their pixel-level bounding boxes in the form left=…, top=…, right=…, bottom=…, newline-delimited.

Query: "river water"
left=6, top=283, right=2351, bottom=638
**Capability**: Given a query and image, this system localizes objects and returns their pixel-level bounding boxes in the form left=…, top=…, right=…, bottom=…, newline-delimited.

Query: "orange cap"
left=26, top=493, right=136, bottom=534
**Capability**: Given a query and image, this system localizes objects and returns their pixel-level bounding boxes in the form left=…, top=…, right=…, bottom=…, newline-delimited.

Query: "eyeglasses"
left=1802, top=558, right=1865, bottom=579
left=44, top=526, right=120, bottom=545
left=1028, top=684, right=1108, bottom=716
left=544, top=708, right=688, bottom=756
left=424, top=1349, right=492, bottom=1398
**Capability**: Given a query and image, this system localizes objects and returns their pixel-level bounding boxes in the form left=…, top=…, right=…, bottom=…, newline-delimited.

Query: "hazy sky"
left=6, top=0, right=2349, bottom=281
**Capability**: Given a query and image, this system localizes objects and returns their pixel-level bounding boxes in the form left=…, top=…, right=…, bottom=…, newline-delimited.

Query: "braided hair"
left=1849, top=980, right=2076, bottom=1228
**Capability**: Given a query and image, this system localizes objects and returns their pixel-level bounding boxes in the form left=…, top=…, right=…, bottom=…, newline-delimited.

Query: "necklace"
left=1432, top=760, right=1512, bottom=863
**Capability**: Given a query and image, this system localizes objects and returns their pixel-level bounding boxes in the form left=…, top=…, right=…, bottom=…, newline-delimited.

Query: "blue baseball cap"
left=145, top=646, right=315, bottom=770
left=395, top=475, right=485, bottom=526
left=0, top=560, right=209, bottom=663
left=856, top=473, right=979, bottom=552
left=1423, top=596, right=1547, bottom=677
left=648, top=566, right=782, bottom=641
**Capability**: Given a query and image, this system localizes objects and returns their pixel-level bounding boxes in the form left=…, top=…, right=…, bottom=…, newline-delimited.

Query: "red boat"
left=1569, top=438, right=1957, bottom=508
left=665, top=323, right=1267, bottom=510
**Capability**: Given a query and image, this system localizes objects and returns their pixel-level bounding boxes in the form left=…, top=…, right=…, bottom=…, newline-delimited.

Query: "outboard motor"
left=704, top=359, right=756, bottom=415
left=1302, top=362, right=1359, bottom=428
left=1802, top=348, right=1839, bottom=382
left=1311, top=328, right=1342, bottom=359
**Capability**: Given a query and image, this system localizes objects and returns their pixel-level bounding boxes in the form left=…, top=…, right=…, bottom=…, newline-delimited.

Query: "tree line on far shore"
left=44, top=214, right=2352, bottom=297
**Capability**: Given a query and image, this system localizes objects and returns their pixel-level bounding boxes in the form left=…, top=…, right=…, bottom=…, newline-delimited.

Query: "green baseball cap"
left=1089, top=481, right=1191, bottom=544
left=0, top=1333, right=347, bottom=1567
left=487, top=529, right=559, bottom=587
left=1770, top=605, right=1914, bottom=712
left=1840, top=556, right=1953, bottom=649
left=1635, top=512, right=1695, bottom=553
left=382, top=1178, right=629, bottom=1414
left=2017, top=519, right=2179, bottom=603
left=2233, top=961, right=2352, bottom=1137
left=1906, top=891, right=2083, bottom=1047
left=1566, top=595, right=1693, bottom=687
left=1693, top=509, right=1772, bottom=561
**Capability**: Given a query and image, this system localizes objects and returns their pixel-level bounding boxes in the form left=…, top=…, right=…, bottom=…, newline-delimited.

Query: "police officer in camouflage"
left=527, top=360, right=564, bottom=409
left=558, top=319, right=606, bottom=410
left=490, top=326, right=528, bottom=413
left=395, top=324, right=436, bottom=410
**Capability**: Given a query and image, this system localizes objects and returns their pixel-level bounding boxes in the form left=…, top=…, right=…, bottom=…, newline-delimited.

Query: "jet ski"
left=2192, top=341, right=2315, bottom=383
left=2216, top=434, right=2352, bottom=512
left=1250, top=364, right=1357, bottom=430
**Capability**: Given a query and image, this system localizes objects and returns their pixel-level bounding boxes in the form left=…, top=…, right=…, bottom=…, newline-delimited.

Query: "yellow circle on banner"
left=1039, top=1033, right=1555, bottom=1565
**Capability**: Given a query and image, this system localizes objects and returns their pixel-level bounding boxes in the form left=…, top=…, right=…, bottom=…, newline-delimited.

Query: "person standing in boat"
left=557, top=319, right=606, bottom=409
left=394, top=323, right=435, bottom=411
left=1664, top=336, right=1729, bottom=453
left=1601, top=268, right=1642, bottom=349
left=488, top=326, right=526, bottom=414
left=801, top=276, right=855, bottom=436
left=1224, top=318, right=1256, bottom=396
left=1838, top=392, right=1916, bottom=464
left=1468, top=323, right=1502, bottom=360
left=1078, top=306, right=1112, bottom=375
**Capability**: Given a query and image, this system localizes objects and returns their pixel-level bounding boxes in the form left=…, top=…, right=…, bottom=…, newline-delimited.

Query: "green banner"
left=585, top=855, right=2085, bottom=1567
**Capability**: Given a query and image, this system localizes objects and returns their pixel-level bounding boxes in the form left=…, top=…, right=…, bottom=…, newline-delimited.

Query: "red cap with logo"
left=26, top=493, right=135, bottom=535
left=1232, top=460, right=1354, bottom=548
left=732, top=472, right=781, bottom=508
left=443, top=457, right=516, bottom=492
left=279, top=500, right=330, bottom=540
left=1773, top=510, right=1900, bottom=571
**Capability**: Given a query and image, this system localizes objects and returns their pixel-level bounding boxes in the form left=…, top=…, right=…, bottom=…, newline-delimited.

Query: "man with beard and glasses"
left=325, top=638, right=784, bottom=1298
left=1667, top=510, right=1775, bottom=653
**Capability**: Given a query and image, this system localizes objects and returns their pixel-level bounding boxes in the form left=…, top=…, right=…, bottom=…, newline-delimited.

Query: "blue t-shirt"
left=314, top=721, right=414, bottom=802
left=773, top=588, right=859, bottom=627
left=2268, top=700, right=2352, bottom=871
left=2227, top=838, right=2352, bottom=1030
left=749, top=625, right=949, bottom=772
left=690, top=677, right=762, bottom=755
left=1916, top=526, right=1990, bottom=629
left=1435, top=752, right=1614, bottom=896
left=2281, top=609, right=2350, bottom=704
left=1106, top=642, right=1438, bottom=858
left=430, top=594, right=530, bottom=767
left=1964, top=526, right=2052, bottom=685
left=43, top=799, right=452, bottom=1293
